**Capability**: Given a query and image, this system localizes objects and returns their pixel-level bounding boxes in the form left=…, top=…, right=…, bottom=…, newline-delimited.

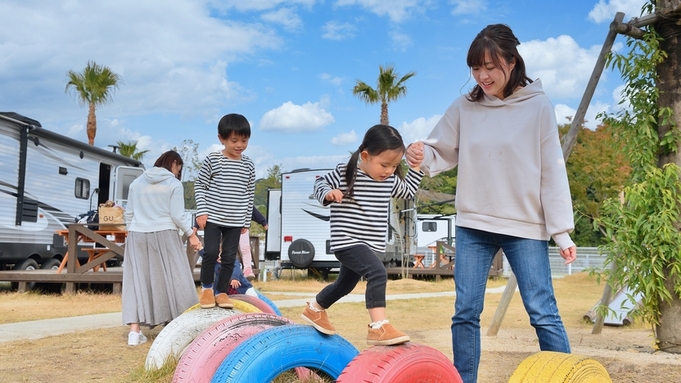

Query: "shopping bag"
left=98, top=206, right=125, bottom=230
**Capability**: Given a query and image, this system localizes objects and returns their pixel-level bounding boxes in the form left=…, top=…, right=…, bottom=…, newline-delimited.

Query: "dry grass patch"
left=0, top=290, right=121, bottom=324
left=1, top=272, right=676, bottom=383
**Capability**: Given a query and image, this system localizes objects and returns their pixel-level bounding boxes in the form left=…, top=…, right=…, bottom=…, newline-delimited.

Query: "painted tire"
left=144, top=308, right=239, bottom=370
left=210, top=324, right=359, bottom=382
left=173, top=313, right=294, bottom=382
left=508, top=351, right=612, bottom=383
left=183, top=299, right=260, bottom=314
left=255, top=291, right=282, bottom=316
left=337, top=342, right=463, bottom=383
left=230, top=294, right=275, bottom=314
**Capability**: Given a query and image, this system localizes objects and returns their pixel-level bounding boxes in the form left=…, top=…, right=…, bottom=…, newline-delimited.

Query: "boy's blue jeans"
left=452, top=226, right=571, bottom=383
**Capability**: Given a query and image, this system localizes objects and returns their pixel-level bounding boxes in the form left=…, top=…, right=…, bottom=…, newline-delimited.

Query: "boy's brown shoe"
left=301, top=304, right=336, bottom=335
left=199, top=288, right=215, bottom=308
left=367, top=323, right=410, bottom=346
left=215, top=293, right=234, bottom=309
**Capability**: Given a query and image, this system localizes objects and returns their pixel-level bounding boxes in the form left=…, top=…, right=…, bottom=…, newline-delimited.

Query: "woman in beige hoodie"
left=407, top=24, right=577, bottom=383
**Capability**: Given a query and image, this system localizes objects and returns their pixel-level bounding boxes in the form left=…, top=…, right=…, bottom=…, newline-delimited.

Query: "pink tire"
left=229, top=294, right=276, bottom=314
left=337, top=342, right=463, bottom=383
left=173, top=313, right=295, bottom=383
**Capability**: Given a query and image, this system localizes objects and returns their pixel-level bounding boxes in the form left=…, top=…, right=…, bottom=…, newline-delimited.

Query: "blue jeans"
left=452, top=226, right=571, bottom=383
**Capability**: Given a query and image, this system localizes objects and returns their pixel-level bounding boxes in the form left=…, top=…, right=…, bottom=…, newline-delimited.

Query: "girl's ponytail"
left=344, top=146, right=362, bottom=197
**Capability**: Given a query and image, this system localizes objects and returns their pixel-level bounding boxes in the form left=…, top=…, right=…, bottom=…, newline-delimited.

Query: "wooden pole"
left=487, top=12, right=625, bottom=336
left=592, top=261, right=618, bottom=334
left=487, top=264, right=515, bottom=336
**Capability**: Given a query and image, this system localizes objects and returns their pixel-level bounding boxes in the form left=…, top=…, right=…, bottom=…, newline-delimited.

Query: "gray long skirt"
left=122, top=230, right=198, bottom=327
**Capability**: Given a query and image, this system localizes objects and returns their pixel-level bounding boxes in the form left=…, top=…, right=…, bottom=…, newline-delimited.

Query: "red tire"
left=229, top=294, right=276, bottom=314
left=337, top=342, right=463, bottom=383
left=173, top=313, right=298, bottom=383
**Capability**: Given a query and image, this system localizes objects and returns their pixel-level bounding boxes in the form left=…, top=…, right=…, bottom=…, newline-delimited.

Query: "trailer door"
left=112, top=166, right=143, bottom=208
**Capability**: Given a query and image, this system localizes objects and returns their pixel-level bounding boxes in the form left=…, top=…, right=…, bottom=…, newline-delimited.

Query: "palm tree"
left=65, top=61, right=122, bottom=145
left=352, top=64, right=416, bottom=126
left=116, top=141, right=149, bottom=161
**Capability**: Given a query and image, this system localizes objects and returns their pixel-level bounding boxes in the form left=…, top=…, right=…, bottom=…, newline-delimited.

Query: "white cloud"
left=262, top=7, right=303, bottom=31
left=319, top=73, right=344, bottom=86
left=588, top=0, right=647, bottom=23
left=450, top=0, right=487, bottom=15
left=397, top=115, right=442, bottom=144
left=259, top=101, right=335, bottom=132
left=209, top=0, right=316, bottom=12
left=322, top=21, right=356, bottom=40
left=554, top=102, right=610, bottom=130
left=0, top=1, right=282, bottom=123
left=334, top=0, right=426, bottom=23
left=331, top=130, right=358, bottom=145
left=278, top=154, right=349, bottom=173
left=390, top=30, right=413, bottom=51
left=519, top=35, right=602, bottom=100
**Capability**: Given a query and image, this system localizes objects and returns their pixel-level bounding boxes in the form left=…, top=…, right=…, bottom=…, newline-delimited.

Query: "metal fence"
left=501, top=247, right=607, bottom=278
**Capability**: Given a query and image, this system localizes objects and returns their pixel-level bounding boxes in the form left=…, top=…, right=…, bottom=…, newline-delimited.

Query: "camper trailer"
left=0, top=112, right=144, bottom=272
left=264, top=168, right=451, bottom=272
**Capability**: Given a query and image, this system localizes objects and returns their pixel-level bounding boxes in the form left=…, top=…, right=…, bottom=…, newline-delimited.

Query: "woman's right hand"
left=189, top=234, right=201, bottom=251
left=406, top=142, right=424, bottom=168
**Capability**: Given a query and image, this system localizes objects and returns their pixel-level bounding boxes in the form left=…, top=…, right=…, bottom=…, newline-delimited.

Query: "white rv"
left=0, top=112, right=144, bottom=272
left=414, top=214, right=456, bottom=267
left=264, top=168, right=450, bottom=272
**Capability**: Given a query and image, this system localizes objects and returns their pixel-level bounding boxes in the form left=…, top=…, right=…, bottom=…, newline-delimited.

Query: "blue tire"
left=255, top=290, right=282, bottom=316
left=210, top=324, right=358, bottom=383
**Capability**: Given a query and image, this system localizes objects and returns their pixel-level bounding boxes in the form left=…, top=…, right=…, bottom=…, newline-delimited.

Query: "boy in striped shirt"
left=195, top=113, right=256, bottom=309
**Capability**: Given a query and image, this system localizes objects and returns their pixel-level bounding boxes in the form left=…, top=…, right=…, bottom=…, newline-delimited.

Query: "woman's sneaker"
left=367, top=323, right=410, bottom=346
left=127, top=331, right=148, bottom=346
left=301, top=304, right=336, bottom=335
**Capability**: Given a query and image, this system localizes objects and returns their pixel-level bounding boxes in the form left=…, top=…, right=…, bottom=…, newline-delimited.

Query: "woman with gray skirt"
left=122, top=150, right=201, bottom=346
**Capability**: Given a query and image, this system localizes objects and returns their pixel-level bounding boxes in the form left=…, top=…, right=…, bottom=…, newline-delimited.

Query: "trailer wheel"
left=508, top=351, right=612, bottom=383
left=337, top=343, right=462, bottom=383
left=11, top=258, right=39, bottom=291
left=288, top=239, right=315, bottom=268
left=40, top=258, right=62, bottom=270
left=212, top=324, right=358, bottom=382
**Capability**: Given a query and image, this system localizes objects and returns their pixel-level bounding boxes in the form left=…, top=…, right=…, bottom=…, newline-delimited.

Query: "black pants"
left=201, top=222, right=241, bottom=293
left=316, top=244, right=387, bottom=309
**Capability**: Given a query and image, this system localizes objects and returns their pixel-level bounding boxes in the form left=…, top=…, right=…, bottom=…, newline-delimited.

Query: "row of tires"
left=145, top=292, right=612, bottom=383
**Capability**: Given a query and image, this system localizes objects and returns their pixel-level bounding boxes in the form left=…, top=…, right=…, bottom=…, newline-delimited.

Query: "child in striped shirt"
left=195, top=113, right=255, bottom=309
left=301, top=124, right=423, bottom=346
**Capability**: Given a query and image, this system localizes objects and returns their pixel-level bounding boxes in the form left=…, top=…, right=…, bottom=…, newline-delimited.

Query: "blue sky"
left=1, top=0, right=648, bottom=178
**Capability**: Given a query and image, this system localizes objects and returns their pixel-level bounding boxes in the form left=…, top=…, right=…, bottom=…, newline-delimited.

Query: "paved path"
left=0, top=286, right=509, bottom=343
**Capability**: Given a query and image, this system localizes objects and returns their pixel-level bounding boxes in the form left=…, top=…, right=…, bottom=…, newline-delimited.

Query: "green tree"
left=353, top=64, right=416, bottom=125
left=65, top=61, right=122, bottom=145
left=116, top=140, right=149, bottom=161
left=254, top=164, right=283, bottom=215
left=597, top=0, right=681, bottom=353
left=564, top=123, right=631, bottom=246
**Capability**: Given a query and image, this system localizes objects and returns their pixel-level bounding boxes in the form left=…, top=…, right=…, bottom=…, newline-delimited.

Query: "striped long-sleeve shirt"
left=195, top=151, right=255, bottom=228
left=314, top=164, right=423, bottom=253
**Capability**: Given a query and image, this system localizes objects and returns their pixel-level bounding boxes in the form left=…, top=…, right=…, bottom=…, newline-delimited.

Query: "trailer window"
left=422, top=222, right=437, bottom=232
left=75, top=178, right=90, bottom=199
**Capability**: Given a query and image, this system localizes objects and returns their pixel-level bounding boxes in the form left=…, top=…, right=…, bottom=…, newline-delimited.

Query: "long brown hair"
left=466, top=24, right=532, bottom=101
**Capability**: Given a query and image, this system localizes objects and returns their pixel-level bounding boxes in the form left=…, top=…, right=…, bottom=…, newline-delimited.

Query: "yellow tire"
left=184, top=299, right=260, bottom=313
left=233, top=299, right=260, bottom=313
left=508, top=351, right=612, bottom=383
